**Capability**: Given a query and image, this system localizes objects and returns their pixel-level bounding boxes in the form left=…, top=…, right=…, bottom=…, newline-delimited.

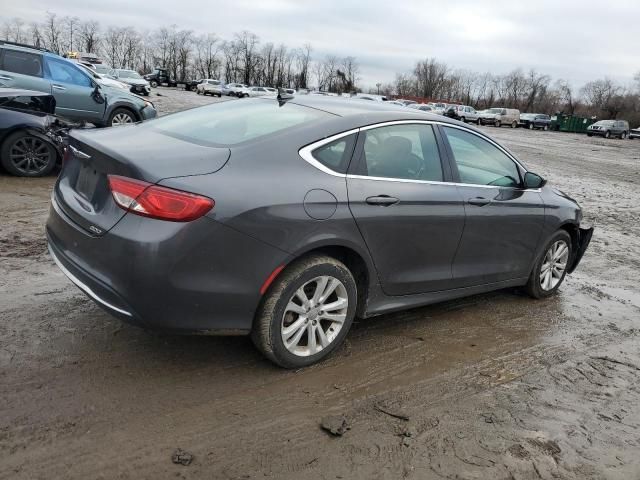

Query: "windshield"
left=117, top=70, right=142, bottom=79
left=595, top=120, right=615, bottom=126
left=488, top=108, right=504, bottom=114
left=94, top=65, right=114, bottom=75
left=150, top=99, right=329, bottom=146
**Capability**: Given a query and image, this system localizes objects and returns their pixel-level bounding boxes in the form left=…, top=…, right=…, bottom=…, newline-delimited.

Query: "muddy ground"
left=1, top=89, right=640, bottom=479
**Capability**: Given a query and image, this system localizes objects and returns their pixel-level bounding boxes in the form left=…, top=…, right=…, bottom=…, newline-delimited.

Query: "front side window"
left=311, top=134, right=357, bottom=174
left=443, top=127, right=521, bottom=188
left=45, top=58, right=92, bottom=87
left=1, top=50, right=43, bottom=77
left=353, top=124, right=443, bottom=182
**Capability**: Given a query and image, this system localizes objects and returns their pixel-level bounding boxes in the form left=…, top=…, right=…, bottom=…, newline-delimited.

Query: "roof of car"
left=287, top=95, right=460, bottom=126
left=0, top=87, right=53, bottom=98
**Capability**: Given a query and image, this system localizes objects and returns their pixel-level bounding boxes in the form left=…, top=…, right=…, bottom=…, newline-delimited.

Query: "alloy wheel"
left=111, top=113, right=134, bottom=126
left=8, top=136, right=53, bottom=175
left=540, top=240, right=569, bottom=291
left=280, top=276, right=348, bottom=357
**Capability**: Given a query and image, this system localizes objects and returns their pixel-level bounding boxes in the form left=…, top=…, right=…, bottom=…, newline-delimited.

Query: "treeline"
left=0, top=12, right=359, bottom=92
left=379, top=59, right=640, bottom=123
left=2, top=12, right=640, bottom=123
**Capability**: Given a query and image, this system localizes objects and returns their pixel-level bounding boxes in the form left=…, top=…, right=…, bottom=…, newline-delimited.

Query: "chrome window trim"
left=298, top=128, right=358, bottom=178
left=298, top=120, right=539, bottom=190
left=48, top=244, right=133, bottom=317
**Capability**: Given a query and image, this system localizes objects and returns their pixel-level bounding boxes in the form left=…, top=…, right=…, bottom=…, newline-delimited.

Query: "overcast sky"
left=3, top=0, right=639, bottom=88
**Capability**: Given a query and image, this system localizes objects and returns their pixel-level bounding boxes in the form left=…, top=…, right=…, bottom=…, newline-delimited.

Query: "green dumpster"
left=550, top=114, right=597, bottom=133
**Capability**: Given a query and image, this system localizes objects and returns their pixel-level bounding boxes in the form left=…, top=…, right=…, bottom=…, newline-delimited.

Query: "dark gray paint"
left=46, top=96, right=590, bottom=333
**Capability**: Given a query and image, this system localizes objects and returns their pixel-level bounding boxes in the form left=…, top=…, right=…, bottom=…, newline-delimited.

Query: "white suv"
left=196, top=79, right=223, bottom=97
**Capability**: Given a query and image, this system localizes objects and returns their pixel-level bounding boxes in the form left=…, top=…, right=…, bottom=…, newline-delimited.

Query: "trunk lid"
left=54, top=125, right=230, bottom=235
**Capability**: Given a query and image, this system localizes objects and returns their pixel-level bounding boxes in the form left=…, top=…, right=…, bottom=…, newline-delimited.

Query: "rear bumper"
left=46, top=194, right=290, bottom=334
left=568, top=226, right=594, bottom=274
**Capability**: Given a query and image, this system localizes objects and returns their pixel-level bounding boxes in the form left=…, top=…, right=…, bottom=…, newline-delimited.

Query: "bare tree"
left=79, top=20, right=100, bottom=53
left=43, top=12, right=63, bottom=53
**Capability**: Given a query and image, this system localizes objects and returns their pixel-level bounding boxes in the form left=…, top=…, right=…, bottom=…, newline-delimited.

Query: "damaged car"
left=0, top=87, right=73, bottom=176
left=46, top=96, right=593, bottom=368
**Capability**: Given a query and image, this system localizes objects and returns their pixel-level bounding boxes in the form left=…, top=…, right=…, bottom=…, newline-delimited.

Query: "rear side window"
left=151, top=100, right=329, bottom=146
left=1, top=50, right=43, bottom=77
left=311, top=134, right=357, bottom=174
left=443, top=127, right=521, bottom=188
left=353, top=124, right=443, bottom=182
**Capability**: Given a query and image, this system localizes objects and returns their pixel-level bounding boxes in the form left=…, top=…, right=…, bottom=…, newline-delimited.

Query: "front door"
left=439, top=125, right=545, bottom=288
left=347, top=122, right=465, bottom=295
left=43, top=56, right=104, bottom=123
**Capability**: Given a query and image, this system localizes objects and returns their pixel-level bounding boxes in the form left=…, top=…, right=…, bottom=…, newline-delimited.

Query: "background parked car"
left=197, top=79, right=223, bottom=97
left=143, top=67, right=197, bottom=90
left=113, top=69, right=151, bottom=96
left=587, top=120, right=629, bottom=139
left=77, top=63, right=130, bottom=91
left=630, top=126, right=640, bottom=139
left=444, top=105, right=480, bottom=123
left=223, top=83, right=250, bottom=97
left=479, top=108, right=520, bottom=128
left=520, top=114, right=551, bottom=130
left=248, top=86, right=271, bottom=97
left=408, top=104, right=433, bottom=112
left=0, top=88, right=68, bottom=176
left=430, top=102, right=447, bottom=114
left=0, top=41, right=157, bottom=127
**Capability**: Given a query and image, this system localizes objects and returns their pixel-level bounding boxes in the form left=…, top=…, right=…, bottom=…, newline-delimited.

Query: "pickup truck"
left=143, top=68, right=199, bottom=91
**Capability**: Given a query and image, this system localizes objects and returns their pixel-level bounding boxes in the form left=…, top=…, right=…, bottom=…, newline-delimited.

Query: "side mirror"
left=523, top=172, right=546, bottom=189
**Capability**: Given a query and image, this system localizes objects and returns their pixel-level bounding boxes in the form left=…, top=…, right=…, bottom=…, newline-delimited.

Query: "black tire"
left=0, top=131, right=57, bottom=177
left=108, top=108, right=136, bottom=127
left=529, top=123, right=534, bottom=130
left=150, top=80, right=158, bottom=88
left=604, top=130, right=611, bottom=139
left=196, top=89, right=202, bottom=95
left=495, top=120, right=501, bottom=127
left=587, top=133, right=593, bottom=137
left=543, top=125, right=549, bottom=131
left=218, top=94, right=222, bottom=98
left=477, top=118, right=483, bottom=125
left=525, top=230, right=572, bottom=299
left=460, top=116, right=466, bottom=123
left=620, top=131, right=627, bottom=139
left=251, top=254, right=358, bottom=369
left=511, top=121, right=517, bottom=129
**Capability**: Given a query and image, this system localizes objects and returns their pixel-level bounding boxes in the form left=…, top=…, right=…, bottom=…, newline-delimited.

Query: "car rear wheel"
left=495, top=120, right=501, bottom=127
left=511, top=121, right=517, bottom=128
left=477, top=118, right=483, bottom=125
left=109, top=108, right=136, bottom=127
left=150, top=80, right=158, bottom=88
left=1, top=131, right=57, bottom=177
left=460, top=116, right=466, bottom=123
left=621, top=131, right=627, bottom=139
left=197, top=89, right=202, bottom=95
left=525, top=230, right=572, bottom=299
left=543, top=125, right=549, bottom=131
left=252, top=254, right=357, bottom=368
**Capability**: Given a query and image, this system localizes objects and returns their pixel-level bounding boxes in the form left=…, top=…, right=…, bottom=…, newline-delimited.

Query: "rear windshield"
left=150, top=99, right=330, bottom=146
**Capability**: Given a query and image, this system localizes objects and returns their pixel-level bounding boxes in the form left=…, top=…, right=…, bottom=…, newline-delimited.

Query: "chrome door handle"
left=52, top=84, right=66, bottom=91
left=467, top=197, right=491, bottom=207
left=366, top=195, right=399, bottom=206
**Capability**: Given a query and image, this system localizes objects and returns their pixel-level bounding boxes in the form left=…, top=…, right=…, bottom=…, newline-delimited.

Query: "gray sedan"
left=46, top=97, right=593, bottom=368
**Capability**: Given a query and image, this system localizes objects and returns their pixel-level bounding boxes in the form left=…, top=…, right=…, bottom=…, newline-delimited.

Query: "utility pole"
left=376, top=82, right=381, bottom=95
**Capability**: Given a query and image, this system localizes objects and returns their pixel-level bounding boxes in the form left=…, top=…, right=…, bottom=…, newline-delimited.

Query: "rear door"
left=43, top=56, right=104, bottom=123
left=347, top=122, right=465, bottom=295
left=440, top=125, right=545, bottom=287
left=0, top=48, right=51, bottom=92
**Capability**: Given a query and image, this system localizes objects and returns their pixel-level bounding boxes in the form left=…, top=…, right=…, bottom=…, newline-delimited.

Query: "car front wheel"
left=252, top=255, right=357, bottom=368
left=525, top=230, right=572, bottom=299
left=0, top=131, right=57, bottom=177
left=109, top=108, right=136, bottom=127
left=621, top=131, right=627, bottom=139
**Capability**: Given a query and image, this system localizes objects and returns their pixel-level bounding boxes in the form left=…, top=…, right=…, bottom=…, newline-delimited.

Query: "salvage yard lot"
left=1, top=88, right=640, bottom=479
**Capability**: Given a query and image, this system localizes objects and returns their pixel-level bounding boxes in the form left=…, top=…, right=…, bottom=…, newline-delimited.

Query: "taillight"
left=108, top=175, right=214, bottom=222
